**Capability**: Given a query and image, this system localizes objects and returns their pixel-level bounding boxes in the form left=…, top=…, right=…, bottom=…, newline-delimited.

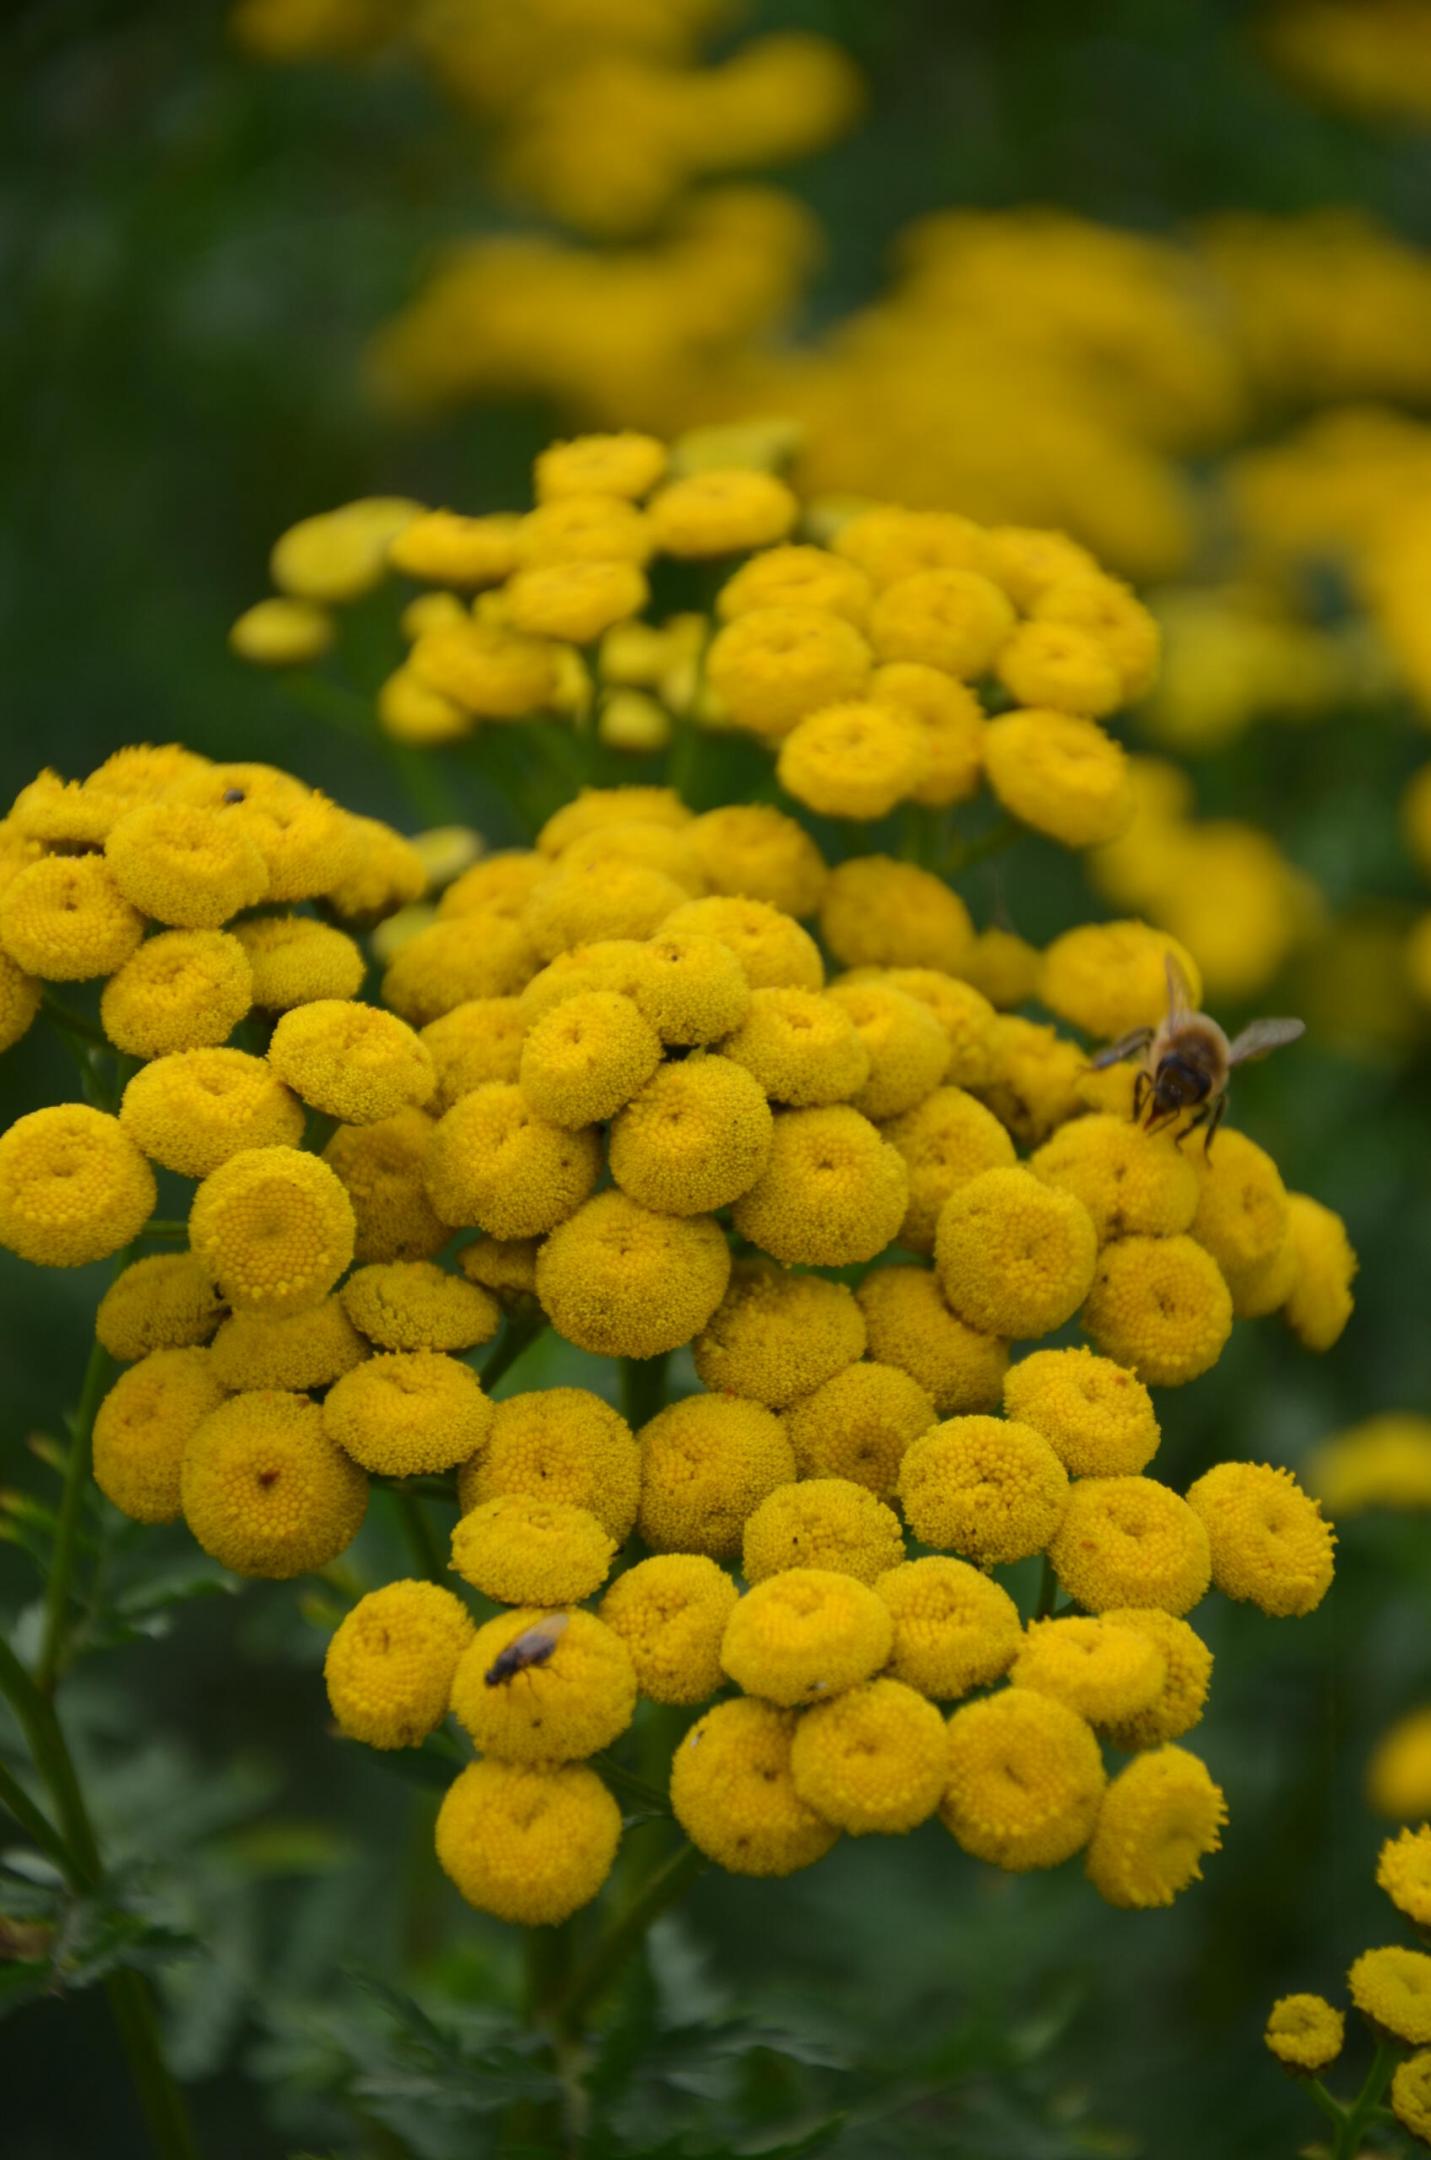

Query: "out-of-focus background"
left=5, top=3, right=1431, bottom=2155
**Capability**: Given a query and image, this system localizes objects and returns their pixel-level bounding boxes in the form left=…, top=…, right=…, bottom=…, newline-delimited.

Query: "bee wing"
left=1088, top=1027, right=1154, bottom=1070
left=1227, top=1017, right=1306, bottom=1067
left=1164, top=951, right=1196, bottom=1022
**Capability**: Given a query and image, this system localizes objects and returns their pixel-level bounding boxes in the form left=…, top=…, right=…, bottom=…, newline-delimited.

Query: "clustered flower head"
left=0, top=436, right=1358, bottom=1951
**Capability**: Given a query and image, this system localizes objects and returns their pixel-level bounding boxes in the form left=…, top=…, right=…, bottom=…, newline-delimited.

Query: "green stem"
left=41, top=995, right=110, bottom=1052
left=620, top=1352, right=669, bottom=1432
left=946, top=814, right=1021, bottom=875
left=103, top=1972, right=202, bottom=2160
left=590, top=1752, right=673, bottom=1816
left=1032, top=1554, right=1058, bottom=1621
left=1307, top=2079, right=1346, bottom=2129
left=1332, top=2040, right=1397, bottom=2160
left=554, top=1840, right=705, bottom=2037
left=477, top=1310, right=546, bottom=1394
left=36, top=1330, right=113, bottom=1695
left=141, top=1220, right=190, bottom=1240
left=393, top=1488, right=446, bottom=1586
left=0, top=1757, right=76, bottom=1874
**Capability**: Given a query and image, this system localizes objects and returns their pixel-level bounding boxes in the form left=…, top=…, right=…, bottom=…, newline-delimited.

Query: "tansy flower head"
left=523, top=857, right=685, bottom=961
left=786, top=1361, right=935, bottom=1498
left=1081, top=1234, right=1233, bottom=1385
left=860, top=968, right=995, bottom=1088
left=637, top=1391, right=794, bottom=1558
left=451, top=1607, right=635, bottom=1763
left=942, top=1688, right=1106, bottom=1872
left=535, top=433, right=667, bottom=503
left=1350, top=1946, right=1431, bottom=2045
left=686, top=803, right=829, bottom=918
left=422, top=998, right=529, bottom=1107
left=326, top=818, right=428, bottom=923
left=517, top=989, right=660, bottom=1129
left=180, top=1390, right=367, bottom=1578
left=95, top=1252, right=224, bottom=1363
left=424, top=1083, right=601, bottom=1240
left=1185, top=1461, right=1335, bottom=1618
left=719, top=986, right=869, bottom=1107
left=825, top=979, right=949, bottom=1120
left=383, top=916, right=538, bottom=1026
left=1392, top=2053, right=1431, bottom=2144
left=717, top=544, right=872, bottom=628
left=324, top=1351, right=492, bottom=1477
left=189, top=1145, right=355, bottom=1315
left=1031, top=1115, right=1199, bottom=1244
left=985, top=526, right=1099, bottom=610
left=0, top=950, right=40, bottom=1055
left=267, top=999, right=435, bottom=1126
left=868, top=565, right=1015, bottom=679
left=660, top=894, right=823, bottom=992
left=516, top=493, right=652, bottom=570
left=1032, top=571, right=1159, bottom=700
left=1378, top=1826, right=1431, bottom=1929
left=648, top=468, right=797, bottom=557
left=996, top=620, right=1123, bottom=717
left=672, top=1696, right=837, bottom=1877
left=408, top=621, right=555, bottom=721
left=1189, top=1128, right=1289, bottom=1292
left=458, top=1386, right=640, bottom=1544
left=1264, top=1994, right=1345, bottom=2075
left=119, top=1049, right=305, bottom=1178
left=1099, top=1608, right=1214, bottom=1752
left=505, top=559, right=649, bottom=646
left=0, top=1104, right=156, bottom=1268
left=537, top=787, right=691, bottom=857
left=1002, top=1347, right=1161, bottom=1478
left=983, top=708, right=1132, bottom=848
left=693, top=1262, right=866, bottom=1408
left=451, top=1495, right=615, bottom=1607
left=899, top=1414, right=1069, bottom=1567
left=609, top=1052, right=773, bottom=1215
left=340, top=1260, right=499, bottom=1353
left=1283, top=1193, right=1357, bottom=1352
left=325, top=1108, right=446, bottom=1262
left=324, top=1580, right=474, bottom=1751
left=856, top=1264, right=1009, bottom=1416
left=270, top=499, right=417, bottom=603
left=537, top=1190, right=731, bottom=1359
left=833, top=506, right=992, bottom=589
left=1038, top=922, right=1201, bottom=1042
left=436, top=1760, right=621, bottom=1926
left=777, top=698, right=927, bottom=820
left=389, top=510, right=522, bottom=586
left=100, top=929, right=253, bottom=1058
left=104, top=802, right=270, bottom=929
left=210, top=1297, right=367, bottom=1392
left=630, top=930, right=751, bottom=1046
left=883, top=1085, right=1017, bottom=1252
left=874, top=1555, right=1022, bottom=1701
left=229, top=596, right=333, bottom=666
left=0, top=854, right=145, bottom=980
left=721, top=1567, right=893, bottom=1707
left=975, top=1014, right=1087, bottom=1147
left=790, top=1677, right=949, bottom=1836
left=706, top=604, right=872, bottom=740
left=459, top=1235, right=539, bottom=1309
left=92, top=1348, right=227, bottom=1525
left=1048, top=1476, right=1211, bottom=1617
left=553, top=819, right=703, bottom=894
left=1012, top=1616, right=1167, bottom=1728
left=519, top=940, right=654, bottom=1029
left=1085, top=1745, right=1226, bottom=1909
left=870, top=663, right=984, bottom=809
left=743, top=1477, right=905, bottom=1585
left=732, top=1104, right=908, bottom=1265
left=599, top=1554, right=739, bottom=1706
left=935, top=1166, right=1098, bottom=1341
left=439, top=850, right=551, bottom=923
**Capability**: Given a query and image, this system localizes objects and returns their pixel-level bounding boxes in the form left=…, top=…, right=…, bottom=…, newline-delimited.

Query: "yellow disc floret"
left=340, top=1260, right=499, bottom=1353
left=941, top=1688, right=1106, bottom=1871
left=983, top=709, right=1132, bottom=848
left=424, top=1083, right=600, bottom=1239
left=119, top=1049, right=305, bottom=1177
left=0, top=855, right=145, bottom=980
left=451, top=1607, right=635, bottom=1762
left=324, top=1580, right=474, bottom=1749
left=660, top=895, right=823, bottom=992
left=693, top=1261, right=866, bottom=1408
left=856, top=1265, right=1009, bottom=1416
left=1350, top=1947, right=1431, bottom=2045
left=323, top=1351, right=493, bottom=1476
left=536, top=1190, right=731, bottom=1358
left=719, top=986, right=869, bottom=1107
left=732, top=1105, right=908, bottom=1265
left=785, top=1361, right=935, bottom=1498
left=1264, top=1994, right=1345, bottom=2074
left=637, top=1392, right=795, bottom=1559
left=1185, top=1461, right=1335, bottom=1617
left=671, top=1696, right=837, bottom=1876
left=1031, top=1115, right=1199, bottom=1243
left=874, top=1556, right=1022, bottom=1701
left=518, top=990, right=661, bottom=1127
left=1099, top=1608, right=1214, bottom=1752
left=686, top=804, right=829, bottom=917
left=1283, top=1193, right=1358, bottom=1352
left=0, top=1104, right=156, bottom=1267
left=105, top=802, right=270, bottom=928
left=1011, top=1616, right=1166, bottom=1728
left=457, top=1386, right=640, bottom=1544
left=451, top=1495, right=615, bottom=1607
left=743, top=1477, right=905, bottom=1586
left=180, top=1390, right=367, bottom=1577
left=1081, top=1234, right=1233, bottom=1385
left=790, top=1678, right=949, bottom=1835
left=1085, top=1746, right=1226, bottom=1909
left=268, top=999, right=435, bottom=1125
left=325, top=1109, right=446, bottom=1262
left=599, top=1555, right=740, bottom=1706
left=95, top=1252, right=224, bottom=1362
left=210, top=1297, right=367, bottom=1391
left=721, top=1567, right=894, bottom=1706
left=898, top=1415, right=1069, bottom=1566
left=100, top=929, right=254, bottom=1058
left=1378, top=1826, right=1431, bottom=1930
left=609, top=1053, right=773, bottom=1215
left=436, top=1760, right=621, bottom=1925
left=935, top=1166, right=1098, bottom=1341
left=883, top=1085, right=1017, bottom=1252
left=189, top=1145, right=355, bottom=1315
left=92, top=1348, right=227, bottom=1525
left=1002, top=1347, right=1160, bottom=1478
left=1048, top=1477, right=1211, bottom=1616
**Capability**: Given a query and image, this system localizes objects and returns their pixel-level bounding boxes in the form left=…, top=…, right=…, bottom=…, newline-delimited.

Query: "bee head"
left=1149, top=1052, right=1212, bottom=1118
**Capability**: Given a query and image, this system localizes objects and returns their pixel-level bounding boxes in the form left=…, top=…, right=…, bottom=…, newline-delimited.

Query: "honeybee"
left=1090, top=955, right=1304, bottom=1152
left=484, top=1613, right=568, bottom=1687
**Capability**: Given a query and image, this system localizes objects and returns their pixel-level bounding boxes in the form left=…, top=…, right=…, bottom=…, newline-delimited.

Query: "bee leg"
left=1202, top=1093, right=1228, bottom=1157
left=1174, top=1104, right=1210, bottom=1150
left=1132, top=1070, right=1149, bottom=1120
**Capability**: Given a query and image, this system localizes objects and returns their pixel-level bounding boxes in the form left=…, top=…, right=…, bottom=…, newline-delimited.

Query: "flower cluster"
left=1266, top=1824, right=1431, bottom=2149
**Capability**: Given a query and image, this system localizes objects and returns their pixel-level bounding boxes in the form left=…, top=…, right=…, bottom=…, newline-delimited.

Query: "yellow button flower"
left=459, top=1236, right=539, bottom=1308
left=95, top=1251, right=224, bottom=1362
left=721, top=1568, right=894, bottom=1706
left=637, top=1392, right=795, bottom=1559
left=685, top=804, right=829, bottom=918
left=233, top=915, right=365, bottom=1011
left=174, top=767, right=359, bottom=904
left=451, top=1495, right=616, bottom=1607
left=505, top=560, right=649, bottom=645
left=899, top=1415, right=1069, bottom=1566
left=408, top=623, right=556, bottom=719
left=1002, top=1347, right=1160, bottom=1478
left=517, top=494, right=652, bottom=570
left=378, top=668, right=469, bottom=746
left=871, top=664, right=985, bottom=808
left=1031, top=1115, right=1199, bottom=1244
left=786, top=1362, right=934, bottom=1498
left=104, top=803, right=270, bottom=929
left=822, top=857, right=975, bottom=978
left=326, top=818, right=429, bottom=922
left=0, top=855, right=145, bottom=980
left=537, top=1190, right=731, bottom=1358
left=1190, top=1128, right=1289, bottom=1290
left=743, top=1477, right=905, bottom=1586
left=1378, top=1826, right=1431, bottom=1929
left=1099, top=1608, right=1213, bottom=1752
left=389, top=509, right=523, bottom=586
left=92, top=1347, right=227, bottom=1525
left=1283, top=1192, right=1357, bottom=1352
left=1264, top=1994, right=1345, bottom=2074
left=855, top=968, right=996, bottom=1089
left=120, top=1049, right=305, bottom=1178
left=791, top=1678, right=949, bottom=1835
left=424, top=1082, right=601, bottom=1239
left=692, top=1262, right=866, bottom=1408
left=1033, top=573, right=1160, bottom=701
left=1081, top=1234, right=1233, bottom=1385
left=983, top=709, right=1133, bottom=848
left=324, top=1351, right=492, bottom=1476
left=536, top=433, right=667, bottom=504
left=1085, top=1746, right=1226, bottom=1909
left=935, top=1166, right=1097, bottom=1341
left=875, top=1555, right=1022, bottom=1700
left=963, top=928, right=1043, bottom=1009
left=524, top=858, right=686, bottom=961
left=976, top=1014, right=1087, bottom=1147
left=833, top=506, right=992, bottom=589
left=211, top=1297, right=367, bottom=1392
left=707, top=605, right=872, bottom=740
left=672, top=1696, right=838, bottom=1876
left=1393, top=2054, right=1431, bottom=2144
left=719, top=986, right=869, bottom=1107
left=883, top=1085, right=1017, bottom=1252
left=717, top=543, right=872, bottom=627
left=270, top=498, right=417, bottom=602
left=648, top=469, right=797, bottom=557
left=856, top=1265, right=1009, bottom=1417
left=325, top=1108, right=446, bottom=1262
left=188, top=1145, right=355, bottom=1315
left=0, top=949, right=40, bottom=1054
left=1185, top=1461, right=1335, bottom=1617
left=436, top=1759, right=621, bottom=1925
left=1012, top=1616, right=1166, bottom=1728
left=100, top=929, right=253, bottom=1058
left=732, top=1104, right=908, bottom=1266
left=324, top=1580, right=474, bottom=1750
left=996, top=619, right=1123, bottom=718
left=451, top=1607, right=635, bottom=1762
left=599, top=1554, right=740, bottom=1705
left=458, top=1386, right=639, bottom=1544
left=776, top=699, right=927, bottom=820
left=180, top=1390, right=367, bottom=1577
left=519, top=940, right=654, bottom=1030
left=421, top=997, right=528, bottom=1108
left=0, top=1104, right=156, bottom=1267
left=1038, top=921, right=1201, bottom=1041
left=660, top=894, right=824, bottom=991
left=341, top=1260, right=499, bottom=1354
left=610, top=1052, right=773, bottom=1215
left=1048, top=1477, right=1211, bottom=1616
left=537, top=787, right=691, bottom=856
left=868, top=566, right=1015, bottom=678
left=942, top=1688, right=1106, bottom=1871
left=268, top=999, right=435, bottom=1126
left=632, top=930, right=753, bottom=1047
left=825, top=980, right=949, bottom=1121
left=229, top=595, right=333, bottom=667
left=1350, top=1946, right=1431, bottom=2045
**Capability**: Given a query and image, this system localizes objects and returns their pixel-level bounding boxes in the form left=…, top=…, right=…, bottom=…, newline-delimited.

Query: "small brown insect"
left=1090, top=955, right=1304, bottom=1153
left=484, top=1612, right=568, bottom=1688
